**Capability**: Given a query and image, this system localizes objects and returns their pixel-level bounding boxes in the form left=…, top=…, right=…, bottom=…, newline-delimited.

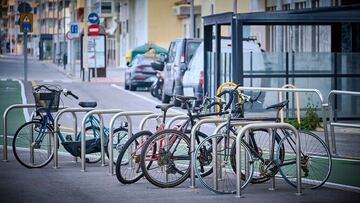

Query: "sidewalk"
left=41, top=60, right=126, bottom=83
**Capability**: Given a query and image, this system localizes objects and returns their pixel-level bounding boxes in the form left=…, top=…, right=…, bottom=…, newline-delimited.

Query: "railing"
left=235, top=123, right=302, bottom=197
left=327, top=90, right=360, bottom=155
left=53, top=107, right=95, bottom=168
left=108, top=111, right=154, bottom=175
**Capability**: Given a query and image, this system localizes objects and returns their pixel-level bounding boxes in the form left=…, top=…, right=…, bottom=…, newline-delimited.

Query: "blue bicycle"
left=12, top=84, right=128, bottom=168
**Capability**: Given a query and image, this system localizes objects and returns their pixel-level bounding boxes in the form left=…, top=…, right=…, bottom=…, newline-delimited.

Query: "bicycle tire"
left=276, top=130, right=332, bottom=189
left=230, top=129, right=285, bottom=184
left=194, top=133, right=254, bottom=194
left=12, top=120, right=55, bottom=168
left=140, top=129, right=191, bottom=188
left=116, top=130, right=153, bottom=184
left=106, top=126, right=129, bottom=164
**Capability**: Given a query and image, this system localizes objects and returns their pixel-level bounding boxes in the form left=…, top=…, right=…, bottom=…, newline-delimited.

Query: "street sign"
left=66, top=31, right=74, bottom=40
left=88, top=24, right=100, bottom=36
left=18, top=2, right=32, bottom=13
left=20, top=13, right=33, bottom=33
left=69, top=22, right=80, bottom=38
left=88, top=12, right=99, bottom=24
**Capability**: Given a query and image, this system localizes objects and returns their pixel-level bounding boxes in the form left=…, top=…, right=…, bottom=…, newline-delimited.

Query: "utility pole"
left=83, top=0, right=90, bottom=81
left=24, top=30, right=28, bottom=82
left=57, top=0, right=60, bottom=65
left=189, top=0, right=195, bottom=38
left=63, top=0, right=66, bottom=70
left=233, top=0, right=237, bottom=14
left=69, top=0, right=75, bottom=76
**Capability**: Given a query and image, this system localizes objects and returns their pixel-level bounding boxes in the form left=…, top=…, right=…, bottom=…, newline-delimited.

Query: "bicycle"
left=12, top=84, right=128, bottom=168
left=138, top=95, right=254, bottom=188
left=194, top=84, right=332, bottom=194
left=115, top=96, right=225, bottom=185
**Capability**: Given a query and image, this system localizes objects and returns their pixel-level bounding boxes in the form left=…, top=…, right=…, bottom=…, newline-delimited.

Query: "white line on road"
left=15, top=79, right=30, bottom=122
left=111, top=84, right=184, bottom=114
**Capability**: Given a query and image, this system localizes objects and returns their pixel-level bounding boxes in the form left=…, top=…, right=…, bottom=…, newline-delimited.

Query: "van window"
left=186, top=41, right=201, bottom=63
left=174, top=41, right=183, bottom=64
left=167, top=42, right=176, bottom=63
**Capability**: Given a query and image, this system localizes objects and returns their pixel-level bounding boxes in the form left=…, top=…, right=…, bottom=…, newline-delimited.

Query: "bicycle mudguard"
left=61, top=138, right=102, bottom=157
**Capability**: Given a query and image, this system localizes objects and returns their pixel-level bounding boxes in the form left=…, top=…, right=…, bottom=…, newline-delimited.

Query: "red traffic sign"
left=88, top=24, right=100, bottom=36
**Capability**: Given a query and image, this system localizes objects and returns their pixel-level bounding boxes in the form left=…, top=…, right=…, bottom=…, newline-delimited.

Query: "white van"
left=182, top=40, right=266, bottom=106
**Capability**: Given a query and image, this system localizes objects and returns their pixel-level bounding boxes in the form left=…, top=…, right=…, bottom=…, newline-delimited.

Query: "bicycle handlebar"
left=64, top=90, right=79, bottom=100
left=216, top=90, right=233, bottom=111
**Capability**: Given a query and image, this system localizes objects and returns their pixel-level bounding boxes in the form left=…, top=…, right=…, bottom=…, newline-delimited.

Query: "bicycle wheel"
left=106, top=127, right=129, bottom=164
left=230, top=129, right=285, bottom=184
left=12, top=120, right=55, bottom=168
left=140, top=129, right=191, bottom=188
left=276, top=130, right=332, bottom=189
left=116, top=130, right=153, bottom=184
left=194, top=133, right=254, bottom=194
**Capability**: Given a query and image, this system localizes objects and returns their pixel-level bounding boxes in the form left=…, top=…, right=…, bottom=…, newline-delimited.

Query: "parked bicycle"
left=12, top=84, right=128, bottom=168
left=194, top=84, right=332, bottom=194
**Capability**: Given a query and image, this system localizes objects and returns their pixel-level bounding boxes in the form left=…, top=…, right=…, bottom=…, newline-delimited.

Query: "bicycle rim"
left=276, top=130, right=332, bottom=189
left=13, top=121, right=54, bottom=168
left=194, top=133, right=254, bottom=194
left=140, top=129, right=191, bottom=188
left=116, top=130, right=153, bottom=184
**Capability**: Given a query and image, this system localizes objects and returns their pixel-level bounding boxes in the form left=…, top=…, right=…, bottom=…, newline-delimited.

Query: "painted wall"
left=147, top=0, right=183, bottom=49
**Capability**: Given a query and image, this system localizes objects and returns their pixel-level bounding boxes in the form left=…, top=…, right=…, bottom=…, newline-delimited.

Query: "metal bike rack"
left=235, top=123, right=301, bottom=197
left=165, top=115, right=190, bottom=129
left=108, top=111, right=154, bottom=175
left=139, top=113, right=184, bottom=131
left=2, top=104, right=67, bottom=162
left=81, top=109, right=123, bottom=172
left=3, top=104, right=35, bottom=161
left=189, top=117, right=227, bottom=188
left=327, top=90, right=360, bottom=154
left=223, top=86, right=329, bottom=149
left=53, top=107, right=95, bottom=168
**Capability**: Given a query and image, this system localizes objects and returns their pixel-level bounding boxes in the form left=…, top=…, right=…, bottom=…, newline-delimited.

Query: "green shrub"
left=286, top=103, right=321, bottom=131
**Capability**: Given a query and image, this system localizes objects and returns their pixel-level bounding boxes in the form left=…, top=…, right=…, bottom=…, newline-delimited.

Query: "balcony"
left=173, top=4, right=201, bottom=18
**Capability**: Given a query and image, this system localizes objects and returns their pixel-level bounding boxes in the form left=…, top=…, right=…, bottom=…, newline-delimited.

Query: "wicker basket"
left=33, top=91, right=61, bottom=112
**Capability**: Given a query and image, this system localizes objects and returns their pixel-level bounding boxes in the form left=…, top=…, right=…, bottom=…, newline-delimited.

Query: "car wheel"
left=125, top=82, right=129, bottom=90
left=129, top=82, right=137, bottom=91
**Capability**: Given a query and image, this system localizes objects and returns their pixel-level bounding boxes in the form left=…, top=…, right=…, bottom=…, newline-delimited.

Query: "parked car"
left=161, top=38, right=202, bottom=106
left=124, top=54, right=158, bottom=91
left=182, top=39, right=266, bottom=105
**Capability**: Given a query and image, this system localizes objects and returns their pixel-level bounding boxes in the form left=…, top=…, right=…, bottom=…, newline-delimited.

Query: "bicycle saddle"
left=78, top=101, right=97, bottom=108
left=175, top=95, right=197, bottom=103
left=266, top=100, right=289, bottom=110
left=155, top=104, right=175, bottom=112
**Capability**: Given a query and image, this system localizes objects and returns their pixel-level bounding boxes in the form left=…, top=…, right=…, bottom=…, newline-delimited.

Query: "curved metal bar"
left=3, top=104, right=35, bottom=161
left=327, top=90, right=360, bottom=154
left=190, top=118, right=227, bottom=188
left=223, top=86, right=328, bottom=149
left=139, top=113, right=183, bottom=131
left=108, top=111, right=153, bottom=175
left=81, top=109, right=123, bottom=172
left=235, top=123, right=301, bottom=197
left=165, top=115, right=189, bottom=129
left=53, top=107, right=94, bottom=168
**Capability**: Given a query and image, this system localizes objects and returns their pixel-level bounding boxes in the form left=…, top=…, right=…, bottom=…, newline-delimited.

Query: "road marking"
left=111, top=84, right=184, bottom=114
left=15, top=79, right=30, bottom=122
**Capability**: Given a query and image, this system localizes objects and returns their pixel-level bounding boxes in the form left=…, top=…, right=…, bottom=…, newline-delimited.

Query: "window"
left=48, top=2, right=55, bottom=10
left=101, top=2, right=112, bottom=14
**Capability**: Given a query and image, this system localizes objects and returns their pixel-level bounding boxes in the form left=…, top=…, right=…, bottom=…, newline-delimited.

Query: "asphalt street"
left=1, top=54, right=360, bottom=202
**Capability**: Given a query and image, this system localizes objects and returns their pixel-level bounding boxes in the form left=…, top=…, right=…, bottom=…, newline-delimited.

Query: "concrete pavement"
left=1, top=151, right=360, bottom=203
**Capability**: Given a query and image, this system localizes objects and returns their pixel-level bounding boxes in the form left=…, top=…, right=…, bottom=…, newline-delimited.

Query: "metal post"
left=236, top=123, right=302, bottom=197
left=53, top=107, right=93, bottom=169
left=81, top=109, right=123, bottom=172
left=190, top=118, right=227, bottom=188
left=108, top=111, right=153, bottom=175
left=212, top=133, right=218, bottom=190
left=29, top=122, right=34, bottom=164
left=268, top=128, right=275, bottom=191
left=24, top=31, right=28, bottom=82
left=98, top=114, right=106, bottom=166
left=71, top=112, right=78, bottom=163
left=3, top=104, right=36, bottom=161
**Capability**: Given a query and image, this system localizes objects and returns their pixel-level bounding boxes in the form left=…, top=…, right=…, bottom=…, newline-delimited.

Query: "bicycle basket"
left=33, top=90, right=61, bottom=112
